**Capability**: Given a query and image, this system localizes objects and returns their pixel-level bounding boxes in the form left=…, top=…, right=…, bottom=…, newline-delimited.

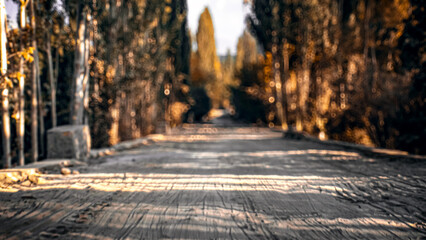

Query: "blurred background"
left=1, top=0, right=424, bottom=168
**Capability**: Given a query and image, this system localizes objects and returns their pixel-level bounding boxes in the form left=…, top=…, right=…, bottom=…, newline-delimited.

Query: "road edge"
left=281, top=130, right=426, bottom=162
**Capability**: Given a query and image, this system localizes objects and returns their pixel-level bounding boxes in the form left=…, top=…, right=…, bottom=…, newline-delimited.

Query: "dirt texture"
left=0, top=124, right=425, bottom=239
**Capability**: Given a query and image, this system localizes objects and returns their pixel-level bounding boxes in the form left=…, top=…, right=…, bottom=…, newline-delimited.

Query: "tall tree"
left=17, top=0, right=28, bottom=165
left=29, top=0, right=38, bottom=162
left=195, top=8, right=219, bottom=79
left=235, top=31, right=257, bottom=72
left=46, top=30, right=56, bottom=127
left=248, top=0, right=291, bottom=129
left=193, top=7, right=223, bottom=108
left=0, top=0, right=10, bottom=168
left=70, top=3, right=91, bottom=125
left=394, top=0, right=426, bottom=154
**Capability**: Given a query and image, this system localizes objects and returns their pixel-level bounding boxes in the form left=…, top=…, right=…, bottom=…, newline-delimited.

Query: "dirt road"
left=1, top=125, right=425, bottom=239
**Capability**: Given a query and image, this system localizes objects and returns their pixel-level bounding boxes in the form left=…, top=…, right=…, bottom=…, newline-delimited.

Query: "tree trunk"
left=109, top=96, right=120, bottom=145
left=0, top=0, right=10, bottom=168
left=371, top=44, right=378, bottom=92
left=299, top=25, right=312, bottom=131
left=363, top=0, right=371, bottom=95
left=46, top=32, right=57, bottom=128
left=70, top=4, right=88, bottom=125
left=1, top=88, right=10, bottom=168
left=18, top=32, right=25, bottom=166
left=54, top=46, right=59, bottom=81
left=0, top=0, right=5, bottom=75
left=295, top=70, right=302, bottom=131
left=282, top=38, right=290, bottom=127
left=36, top=50, right=44, bottom=158
left=272, top=39, right=287, bottom=130
left=18, top=1, right=27, bottom=165
left=271, top=5, right=287, bottom=130
left=30, top=0, right=38, bottom=162
left=82, top=13, right=92, bottom=125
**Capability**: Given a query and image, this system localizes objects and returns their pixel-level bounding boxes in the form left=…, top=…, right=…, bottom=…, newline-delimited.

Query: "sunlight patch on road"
left=12, top=173, right=374, bottom=196
left=160, top=134, right=283, bottom=142
left=246, top=150, right=361, bottom=158
left=287, top=217, right=412, bottom=235
left=188, top=149, right=361, bottom=159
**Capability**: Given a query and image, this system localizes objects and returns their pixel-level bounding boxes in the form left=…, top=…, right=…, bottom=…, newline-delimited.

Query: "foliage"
left=393, top=0, right=426, bottom=154
left=185, top=87, right=211, bottom=123
left=231, top=31, right=272, bottom=124
left=1, top=0, right=191, bottom=166
left=246, top=0, right=425, bottom=154
left=191, top=7, right=224, bottom=109
left=232, top=62, right=271, bottom=124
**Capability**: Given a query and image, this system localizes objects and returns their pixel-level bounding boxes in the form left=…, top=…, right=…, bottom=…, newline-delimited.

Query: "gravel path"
left=0, top=125, right=425, bottom=239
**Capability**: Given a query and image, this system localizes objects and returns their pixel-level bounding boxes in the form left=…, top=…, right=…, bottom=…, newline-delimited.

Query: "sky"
left=187, top=0, right=248, bottom=56
left=5, top=0, right=247, bottom=56
left=5, top=0, right=18, bottom=28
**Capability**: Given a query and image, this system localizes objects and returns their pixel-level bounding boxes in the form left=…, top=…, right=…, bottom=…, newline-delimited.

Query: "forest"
left=237, top=0, right=425, bottom=156
left=0, top=0, right=424, bottom=168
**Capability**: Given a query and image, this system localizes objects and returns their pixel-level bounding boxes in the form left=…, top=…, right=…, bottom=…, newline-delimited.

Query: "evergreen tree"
left=193, top=7, right=223, bottom=109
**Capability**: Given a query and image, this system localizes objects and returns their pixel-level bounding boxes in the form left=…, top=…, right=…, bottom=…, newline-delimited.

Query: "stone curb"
left=89, top=135, right=164, bottom=158
left=282, top=130, right=426, bottom=162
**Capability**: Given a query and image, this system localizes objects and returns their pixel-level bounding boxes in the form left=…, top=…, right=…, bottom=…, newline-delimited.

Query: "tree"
left=247, top=0, right=291, bottom=129
left=245, top=0, right=424, bottom=154
left=29, top=0, right=38, bottom=162
left=193, top=7, right=223, bottom=109
left=70, top=2, right=91, bottom=125
left=221, top=49, right=237, bottom=108
left=0, top=0, right=192, bottom=167
left=232, top=30, right=272, bottom=124
left=84, top=0, right=191, bottom=145
left=394, top=0, right=426, bottom=154
left=17, top=0, right=29, bottom=165
left=0, top=0, right=10, bottom=168
left=195, top=8, right=219, bottom=80
left=235, top=31, right=257, bottom=72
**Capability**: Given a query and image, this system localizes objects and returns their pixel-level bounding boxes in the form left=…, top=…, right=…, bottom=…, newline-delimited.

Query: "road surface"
left=0, top=124, right=425, bottom=239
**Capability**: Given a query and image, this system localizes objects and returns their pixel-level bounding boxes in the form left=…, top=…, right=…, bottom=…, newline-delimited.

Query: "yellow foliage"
left=263, top=51, right=273, bottom=84
left=17, top=47, right=35, bottom=63
left=0, top=77, right=12, bottom=89
left=8, top=71, right=25, bottom=80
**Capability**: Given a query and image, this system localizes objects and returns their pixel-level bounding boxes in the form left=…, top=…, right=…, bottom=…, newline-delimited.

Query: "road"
left=0, top=124, right=425, bottom=239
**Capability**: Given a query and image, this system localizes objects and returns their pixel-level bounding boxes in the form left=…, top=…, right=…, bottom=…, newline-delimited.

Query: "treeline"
left=0, top=0, right=191, bottom=168
left=232, top=0, right=424, bottom=154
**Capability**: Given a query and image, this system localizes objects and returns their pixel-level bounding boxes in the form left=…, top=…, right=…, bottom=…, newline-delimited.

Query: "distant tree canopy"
left=235, top=31, right=258, bottom=72
left=195, top=8, right=219, bottom=81
left=241, top=0, right=425, bottom=154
